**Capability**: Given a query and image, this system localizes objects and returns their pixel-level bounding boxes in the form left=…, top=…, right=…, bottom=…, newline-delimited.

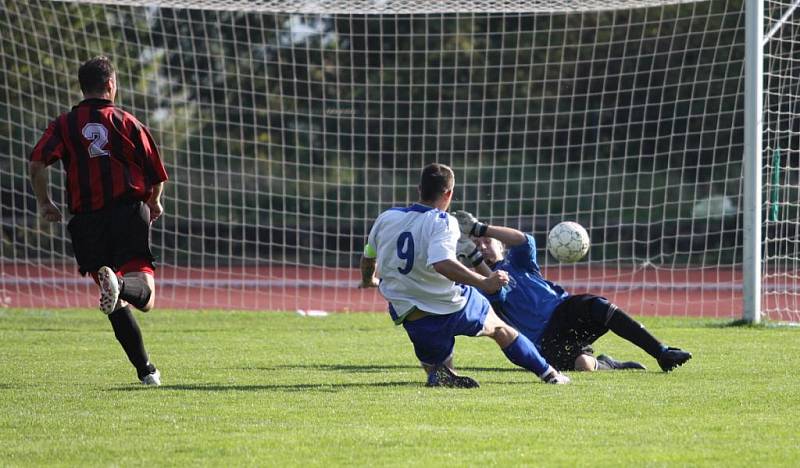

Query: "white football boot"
left=98, top=266, right=121, bottom=315
left=141, top=369, right=161, bottom=386
left=540, top=366, right=570, bottom=384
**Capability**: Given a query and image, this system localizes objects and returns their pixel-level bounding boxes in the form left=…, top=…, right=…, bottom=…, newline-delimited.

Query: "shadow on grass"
left=0, top=327, right=108, bottom=333
left=109, top=379, right=533, bottom=393
left=236, top=364, right=521, bottom=373
left=111, top=381, right=423, bottom=392
left=108, top=365, right=533, bottom=393
left=709, top=319, right=799, bottom=329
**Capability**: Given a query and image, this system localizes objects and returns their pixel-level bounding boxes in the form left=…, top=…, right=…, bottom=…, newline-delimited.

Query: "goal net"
left=1, top=0, right=797, bottom=321
left=762, top=0, right=800, bottom=322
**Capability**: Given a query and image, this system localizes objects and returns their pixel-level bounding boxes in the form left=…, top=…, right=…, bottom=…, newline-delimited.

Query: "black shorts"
left=67, top=201, right=155, bottom=276
left=538, top=294, right=616, bottom=371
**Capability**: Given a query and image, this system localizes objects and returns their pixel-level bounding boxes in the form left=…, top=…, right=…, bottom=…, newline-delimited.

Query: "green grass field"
left=1, top=309, right=798, bottom=466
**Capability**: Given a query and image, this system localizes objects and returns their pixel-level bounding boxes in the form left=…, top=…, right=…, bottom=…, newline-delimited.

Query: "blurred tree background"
left=4, top=0, right=790, bottom=269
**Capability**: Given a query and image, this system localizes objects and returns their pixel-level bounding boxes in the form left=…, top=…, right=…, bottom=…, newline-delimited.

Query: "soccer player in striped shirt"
left=29, top=56, right=168, bottom=386
left=359, top=163, right=569, bottom=387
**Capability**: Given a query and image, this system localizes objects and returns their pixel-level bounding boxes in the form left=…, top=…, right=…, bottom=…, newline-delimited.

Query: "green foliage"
left=1, top=1, right=753, bottom=267
left=1, top=309, right=798, bottom=466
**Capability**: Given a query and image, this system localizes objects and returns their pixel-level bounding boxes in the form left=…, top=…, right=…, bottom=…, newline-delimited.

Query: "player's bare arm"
left=432, top=258, right=508, bottom=294
left=28, top=160, right=62, bottom=223
left=147, top=182, right=165, bottom=223
left=454, top=210, right=527, bottom=247
left=473, top=260, right=492, bottom=277
left=359, top=256, right=379, bottom=288
left=484, top=225, right=526, bottom=246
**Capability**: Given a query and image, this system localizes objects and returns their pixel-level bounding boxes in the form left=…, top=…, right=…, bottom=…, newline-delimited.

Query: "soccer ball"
left=547, top=221, right=590, bottom=263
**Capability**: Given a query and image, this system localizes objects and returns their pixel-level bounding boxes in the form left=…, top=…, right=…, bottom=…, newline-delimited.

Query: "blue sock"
left=502, top=334, right=549, bottom=376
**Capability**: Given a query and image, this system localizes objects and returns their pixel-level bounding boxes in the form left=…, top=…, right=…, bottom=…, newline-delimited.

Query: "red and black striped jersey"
left=30, top=98, right=168, bottom=213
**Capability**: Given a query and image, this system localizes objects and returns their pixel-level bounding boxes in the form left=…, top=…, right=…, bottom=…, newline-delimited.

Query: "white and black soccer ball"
left=547, top=221, right=590, bottom=263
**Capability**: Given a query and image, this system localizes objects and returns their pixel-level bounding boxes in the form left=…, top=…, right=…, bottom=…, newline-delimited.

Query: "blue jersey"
left=486, top=234, right=569, bottom=344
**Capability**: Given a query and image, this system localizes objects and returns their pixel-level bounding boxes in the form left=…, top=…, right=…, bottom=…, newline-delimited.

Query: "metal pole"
left=743, top=0, right=763, bottom=324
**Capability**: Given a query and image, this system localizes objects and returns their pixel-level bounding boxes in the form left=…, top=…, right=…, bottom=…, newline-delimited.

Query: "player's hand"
left=480, top=270, right=508, bottom=294
left=358, top=277, right=379, bottom=288
left=147, top=199, right=163, bottom=223
left=38, top=200, right=62, bottom=223
left=456, top=234, right=484, bottom=268
left=453, top=210, right=488, bottom=237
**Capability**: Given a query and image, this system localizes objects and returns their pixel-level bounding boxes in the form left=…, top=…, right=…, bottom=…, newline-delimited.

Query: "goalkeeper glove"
left=453, top=210, right=488, bottom=237
left=456, top=234, right=484, bottom=268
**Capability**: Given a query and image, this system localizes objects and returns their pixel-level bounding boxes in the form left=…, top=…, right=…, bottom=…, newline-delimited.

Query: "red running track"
left=1, top=262, right=797, bottom=321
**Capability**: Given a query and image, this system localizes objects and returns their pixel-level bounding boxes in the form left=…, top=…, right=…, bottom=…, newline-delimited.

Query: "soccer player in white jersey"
left=359, top=163, right=569, bottom=387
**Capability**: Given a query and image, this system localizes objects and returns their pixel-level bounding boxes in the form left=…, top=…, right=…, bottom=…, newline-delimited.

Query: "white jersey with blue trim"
left=367, top=203, right=466, bottom=321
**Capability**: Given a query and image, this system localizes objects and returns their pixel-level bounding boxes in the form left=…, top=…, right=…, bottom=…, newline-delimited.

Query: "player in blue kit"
left=453, top=211, right=692, bottom=373
left=359, top=163, right=569, bottom=386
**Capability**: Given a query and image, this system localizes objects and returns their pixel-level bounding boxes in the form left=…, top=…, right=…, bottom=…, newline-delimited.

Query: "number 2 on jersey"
left=396, top=232, right=415, bottom=274
left=82, top=123, right=109, bottom=157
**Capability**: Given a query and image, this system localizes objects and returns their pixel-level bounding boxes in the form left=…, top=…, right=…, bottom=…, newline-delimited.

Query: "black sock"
left=606, top=308, right=666, bottom=359
left=107, top=305, right=152, bottom=378
left=118, top=277, right=152, bottom=310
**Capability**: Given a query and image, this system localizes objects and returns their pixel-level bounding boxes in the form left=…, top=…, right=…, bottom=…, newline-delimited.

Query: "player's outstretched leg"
left=481, top=309, right=569, bottom=384
left=592, top=300, right=692, bottom=372
left=568, top=346, right=646, bottom=371
left=595, top=354, right=646, bottom=370
left=572, top=353, right=645, bottom=371
left=107, top=304, right=160, bottom=385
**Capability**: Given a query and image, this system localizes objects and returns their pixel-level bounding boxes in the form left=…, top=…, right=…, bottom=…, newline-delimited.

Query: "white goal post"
left=743, top=0, right=763, bottom=324
left=0, top=0, right=798, bottom=322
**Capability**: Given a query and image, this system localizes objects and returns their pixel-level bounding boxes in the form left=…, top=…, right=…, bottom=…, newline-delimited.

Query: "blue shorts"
left=401, top=286, right=491, bottom=366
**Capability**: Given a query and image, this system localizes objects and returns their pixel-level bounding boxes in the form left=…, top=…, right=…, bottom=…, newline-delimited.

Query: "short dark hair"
left=78, top=56, right=115, bottom=95
left=418, top=163, right=454, bottom=202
